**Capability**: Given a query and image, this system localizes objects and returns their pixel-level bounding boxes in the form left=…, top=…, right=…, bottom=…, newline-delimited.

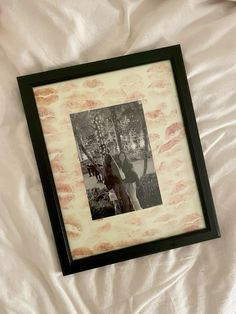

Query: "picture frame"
left=17, top=45, right=220, bottom=275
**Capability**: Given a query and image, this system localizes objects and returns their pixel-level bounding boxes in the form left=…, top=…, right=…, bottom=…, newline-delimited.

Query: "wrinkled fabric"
left=0, top=0, right=235, bottom=313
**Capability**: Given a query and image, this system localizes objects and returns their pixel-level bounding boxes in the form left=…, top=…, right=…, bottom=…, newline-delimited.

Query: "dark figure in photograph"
left=94, top=163, right=103, bottom=183
left=87, top=155, right=103, bottom=183
left=87, top=164, right=93, bottom=177
left=118, top=151, right=142, bottom=210
left=103, top=152, right=134, bottom=213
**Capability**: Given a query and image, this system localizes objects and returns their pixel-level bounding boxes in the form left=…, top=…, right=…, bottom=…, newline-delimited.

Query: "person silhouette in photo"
left=87, top=164, right=93, bottom=177
left=118, top=151, right=142, bottom=210
left=94, top=163, right=103, bottom=183
left=92, top=156, right=103, bottom=183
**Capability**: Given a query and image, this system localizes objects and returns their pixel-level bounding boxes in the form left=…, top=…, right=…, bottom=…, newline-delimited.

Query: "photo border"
left=17, top=45, right=220, bottom=275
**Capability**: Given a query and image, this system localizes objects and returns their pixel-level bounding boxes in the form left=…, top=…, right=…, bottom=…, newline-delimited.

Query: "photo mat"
left=70, top=101, right=162, bottom=220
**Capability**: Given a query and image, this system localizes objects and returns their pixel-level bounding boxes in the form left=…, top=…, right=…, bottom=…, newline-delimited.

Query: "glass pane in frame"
left=33, top=60, right=206, bottom=261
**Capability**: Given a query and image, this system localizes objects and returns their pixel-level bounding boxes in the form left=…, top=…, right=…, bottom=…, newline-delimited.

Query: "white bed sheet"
left=0, top=0, right=236, bottom=313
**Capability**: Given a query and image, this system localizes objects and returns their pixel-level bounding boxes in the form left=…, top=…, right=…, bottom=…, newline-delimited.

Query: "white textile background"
left=0, top=1, right=235, bottom=313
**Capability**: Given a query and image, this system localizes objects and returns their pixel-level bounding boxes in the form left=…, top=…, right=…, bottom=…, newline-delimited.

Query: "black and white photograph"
left=70, top=101, right=162, bottom=220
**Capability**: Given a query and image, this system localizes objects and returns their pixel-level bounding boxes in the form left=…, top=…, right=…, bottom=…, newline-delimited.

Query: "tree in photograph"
left=93, top=114, right=105, bottom=158
left=110, top=106, right=123, bottom=152
left=70, top=101, right=150, bottom=177
left=70, top=113, right=102, bottom=173
left=113, top=102, right=149, bottom=176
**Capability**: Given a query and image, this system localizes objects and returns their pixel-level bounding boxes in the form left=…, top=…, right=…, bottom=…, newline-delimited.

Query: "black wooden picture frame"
left=17, top=45, right=220, bottom=275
